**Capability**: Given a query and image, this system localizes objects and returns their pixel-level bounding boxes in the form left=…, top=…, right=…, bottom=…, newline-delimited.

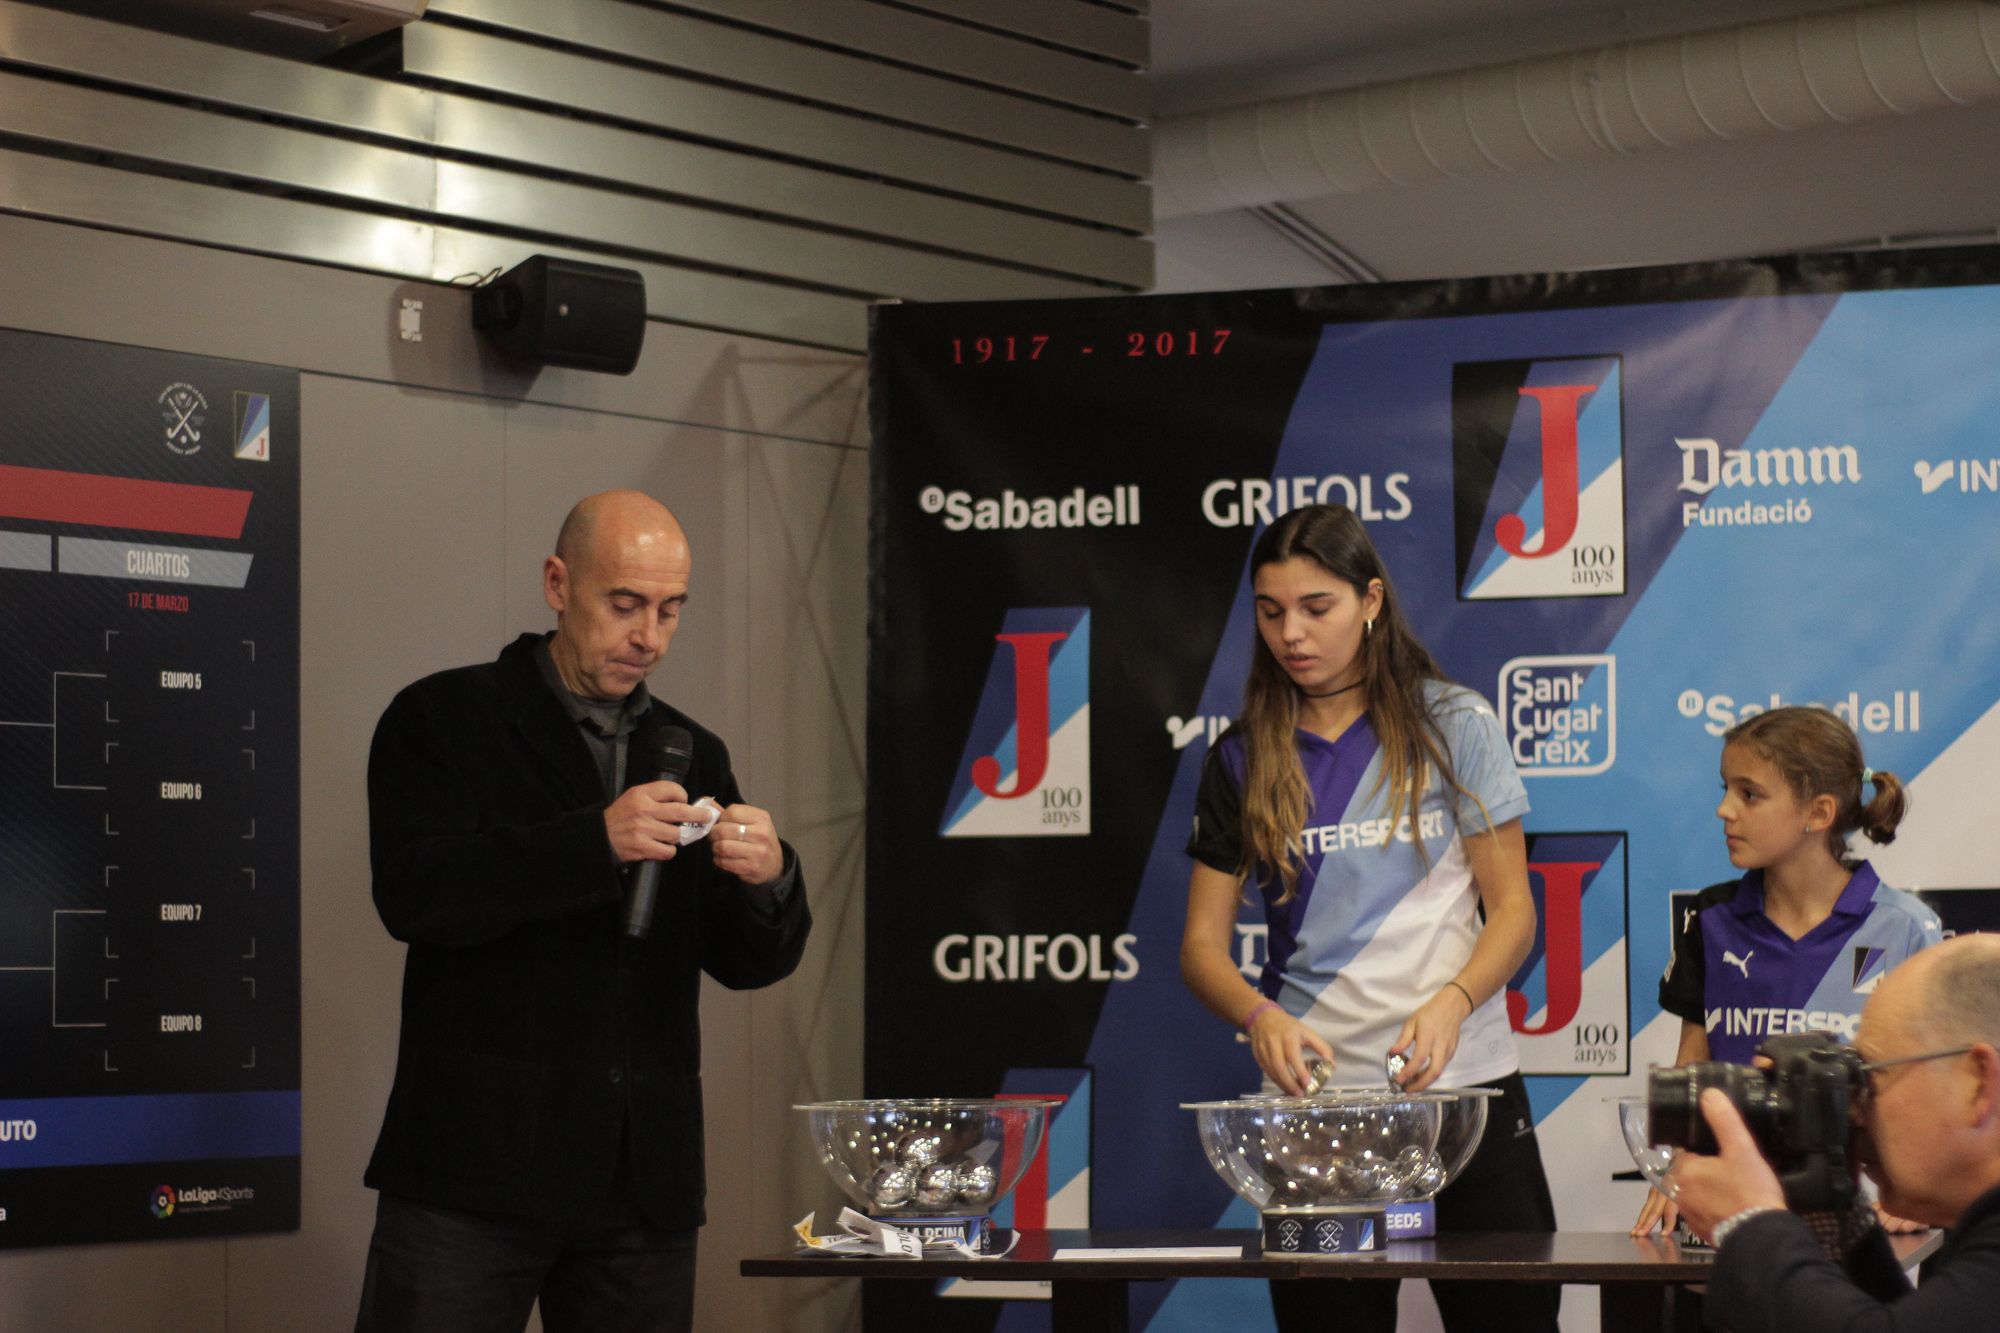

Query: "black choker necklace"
left=1301, top=680, right=1363, bottom=699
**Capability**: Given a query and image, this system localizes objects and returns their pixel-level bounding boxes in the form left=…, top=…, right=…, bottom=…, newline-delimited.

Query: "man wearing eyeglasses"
left=1674, top=932, right=2000, bottom=1328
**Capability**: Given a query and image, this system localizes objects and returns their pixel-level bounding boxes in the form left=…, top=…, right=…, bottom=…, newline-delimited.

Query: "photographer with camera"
left=1670, top=934, right=2000, bottom=1330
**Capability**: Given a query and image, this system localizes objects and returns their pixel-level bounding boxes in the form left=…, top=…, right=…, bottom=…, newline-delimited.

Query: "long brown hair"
left=1236, top=504, right=1473, bottom=902
left=1724, top=706, right=1907, bottom=866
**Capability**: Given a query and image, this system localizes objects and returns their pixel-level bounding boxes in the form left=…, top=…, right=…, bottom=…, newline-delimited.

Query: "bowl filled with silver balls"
left=795, top=1098, right=1063, bottom=1218
left=1183, top=1092, right=1460, bottom=1254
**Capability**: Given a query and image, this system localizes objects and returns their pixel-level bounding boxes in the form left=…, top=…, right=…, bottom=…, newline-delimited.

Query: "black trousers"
left=353, top=1188, right=697, bottom=1333
left=1269, top=1071, right=1561, bottom=1333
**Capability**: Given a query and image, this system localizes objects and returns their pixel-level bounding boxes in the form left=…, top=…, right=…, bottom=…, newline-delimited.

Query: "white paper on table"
left=1052, top=1246, right=1247, bottom=1260
left=793, top=1210, right=921, bottom=1258
left=792, top=1209, right=1019, bottom=1260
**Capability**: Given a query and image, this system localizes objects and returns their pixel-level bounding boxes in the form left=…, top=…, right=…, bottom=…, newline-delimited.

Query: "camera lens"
left=1646, top=1063, right=1768, bottom=1155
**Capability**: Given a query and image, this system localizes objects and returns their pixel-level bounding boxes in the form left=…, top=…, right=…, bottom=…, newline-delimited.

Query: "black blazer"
left=1708, top=1184, right=2000, bottom=1330
left=362, top=633, right=810, bottom=1227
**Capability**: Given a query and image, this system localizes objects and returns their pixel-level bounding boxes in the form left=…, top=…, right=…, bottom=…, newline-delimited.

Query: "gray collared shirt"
left=533, top=635, right=650, bottom=800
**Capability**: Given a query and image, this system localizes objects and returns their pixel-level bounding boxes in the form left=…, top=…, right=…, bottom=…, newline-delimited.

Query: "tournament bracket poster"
left=0, top=329, right=300, bottom=1246
left=868, top=251, right=2000, bottom=1330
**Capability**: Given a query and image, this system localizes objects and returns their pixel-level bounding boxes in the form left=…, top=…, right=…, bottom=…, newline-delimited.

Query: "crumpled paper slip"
left=792, top=1208, right=1020, bottom=1260
left=677, top=795, right=722, bottom=845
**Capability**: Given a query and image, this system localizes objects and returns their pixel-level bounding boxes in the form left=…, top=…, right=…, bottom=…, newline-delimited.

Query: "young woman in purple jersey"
left=1181, top=503, right=1557, bottom=1333
left=1635, top=705, right=1937, bottom=1237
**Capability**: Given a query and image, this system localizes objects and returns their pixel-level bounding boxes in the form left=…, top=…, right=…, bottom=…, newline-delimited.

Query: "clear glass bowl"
left=1617, top=1095, right=1677, bottom=1194
left=795, top=1098, right=1061, bottom=1216
left=1416, top=1087, right=1496, bottom=1200
left=1223, top=1087, right=1497, bottom=1199
left=1182, top=1094, right=1447, bottom=1211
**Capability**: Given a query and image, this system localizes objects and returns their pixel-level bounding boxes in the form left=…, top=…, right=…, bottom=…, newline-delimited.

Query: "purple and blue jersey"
left=1187, top=681, right=1529, bottom=1088
left=1659, top=862, right=1940, bottom=1064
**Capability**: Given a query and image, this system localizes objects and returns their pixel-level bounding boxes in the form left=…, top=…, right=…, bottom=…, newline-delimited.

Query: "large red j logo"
left=971, top=631, right=1068, bottom=799
left=1494, top=383, right=1594, bottom=559
left=1507, top=860, right=1598, bottom=1035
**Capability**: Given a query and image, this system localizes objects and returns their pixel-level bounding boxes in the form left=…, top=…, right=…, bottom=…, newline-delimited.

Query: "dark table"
left=742, top=1226, right=1943, bottom=1332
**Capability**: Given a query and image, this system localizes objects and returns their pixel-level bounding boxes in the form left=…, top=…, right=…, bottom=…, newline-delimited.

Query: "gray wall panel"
left=0, top=213, right=867, bottom=441
left=0, top=147, right=868, bottom=350
left=230, top=379, right=512, bottom=1333
left=403, top=23, right=1151, bottom=231
left=654, top=0, right=1148, bottom=118
left=433, top=98, right=1149, bottom=280
left=886, top=0, right=1148, bottom=65
left=0, top=213, right=865, bottom=438
left=0, top=1245, right=225, bottom=1333
left=726, top=428, right=868, bottom=1332
left=0, top=146, right=436, bottom=274
left=431, top=161, right=1115, bottom=301
left=0, top=71, right=436, bottom=210
left=0, top=3, right=1145, bottom=280
left=0, top=2, right=433, bottom=138
left=425, top=0, right=1146, bottom=175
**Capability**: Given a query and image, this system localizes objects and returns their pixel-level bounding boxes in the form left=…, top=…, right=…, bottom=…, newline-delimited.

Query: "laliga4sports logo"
left=940, top=608, right=1090, bottom=838
left=1452, top=355, right=1626, bottom=600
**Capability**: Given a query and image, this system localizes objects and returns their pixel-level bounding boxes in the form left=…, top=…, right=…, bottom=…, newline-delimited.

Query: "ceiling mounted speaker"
left=471, top=256, right=647, bottom=376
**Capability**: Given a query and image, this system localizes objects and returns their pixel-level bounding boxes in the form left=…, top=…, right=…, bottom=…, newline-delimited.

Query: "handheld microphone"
left=624, top=721, right=695, bottom=941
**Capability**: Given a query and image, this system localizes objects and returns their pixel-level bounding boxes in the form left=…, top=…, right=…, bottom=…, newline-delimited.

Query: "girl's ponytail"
left=1725, top=707, right=1909, bottom=864
left=1858, top=767, right=1908, bottom=847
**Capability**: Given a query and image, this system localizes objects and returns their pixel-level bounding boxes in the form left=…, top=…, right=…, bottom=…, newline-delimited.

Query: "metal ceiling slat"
left=0, top=66, right=1120, bottom=302
left=423, top=0, right=1145, bottom=175
left=436, top=99, right=1152, bottom=285
left=878, top=0, right=1147, bottom=68
left=0, top=70, right=436, bottom=209
left=0, top=2, right=432, bottom=137
left=432, top=161, right=1114, bottom=302
left=0, top=0, right=1149, bottom=350
left=0, top=3, right=1147, bottom=280
left=403, top=24, right=1151, bottom=231
left=0, top=2, right=1149, bottom=237
left=559, top=0, right=1147, bottom=120
left=0, top=145, right=435, bottom=278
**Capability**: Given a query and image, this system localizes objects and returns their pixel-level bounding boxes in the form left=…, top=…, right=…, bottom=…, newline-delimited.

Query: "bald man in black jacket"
left=356, top=491, right=810, bottom=1333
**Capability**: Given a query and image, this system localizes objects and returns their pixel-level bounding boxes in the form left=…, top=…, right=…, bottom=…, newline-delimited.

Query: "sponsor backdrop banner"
left=0, top=328, right=300, bottom=1246
left=867, top=253, right=2000, bottom=1329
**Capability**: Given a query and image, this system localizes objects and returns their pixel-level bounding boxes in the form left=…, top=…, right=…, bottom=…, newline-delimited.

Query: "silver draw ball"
left=914, top=1164, right=960, bottom=1208
left=868, top=1164, right=917, bottom=1208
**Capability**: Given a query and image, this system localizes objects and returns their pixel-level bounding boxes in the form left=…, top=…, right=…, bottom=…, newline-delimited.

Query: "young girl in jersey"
left=1181, top=503, right=1558, bottom=1333
left=1634, top=705, right=1939, bottom=1236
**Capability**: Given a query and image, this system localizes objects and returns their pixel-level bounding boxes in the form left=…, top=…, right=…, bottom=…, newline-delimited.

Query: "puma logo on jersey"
left=1723, top=949, right=1754, bottom=979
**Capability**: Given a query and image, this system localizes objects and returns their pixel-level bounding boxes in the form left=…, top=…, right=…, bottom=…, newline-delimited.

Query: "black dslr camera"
left=1646, top=1030, right=1865, bottom=1211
